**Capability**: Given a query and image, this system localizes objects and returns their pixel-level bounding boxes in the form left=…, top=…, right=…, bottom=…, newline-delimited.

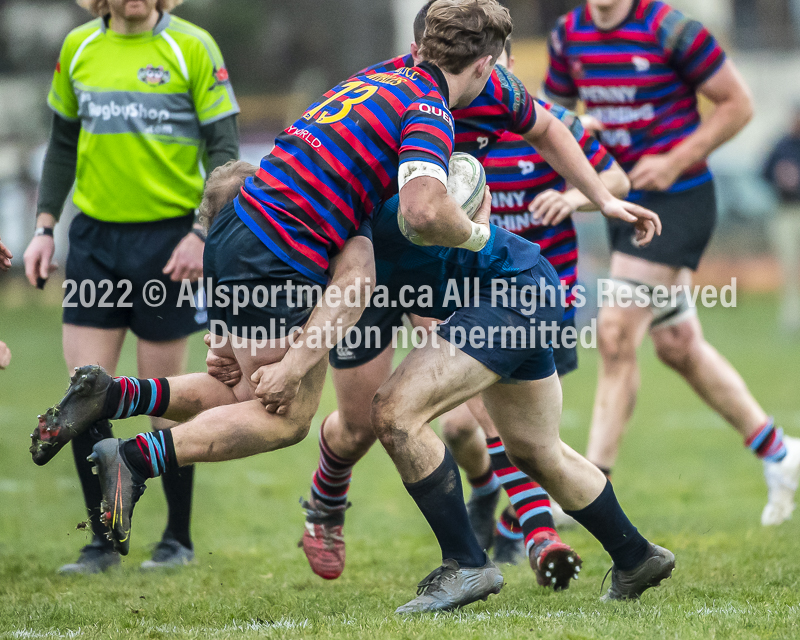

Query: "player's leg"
left=302, top=346, right=394, bottom=579
left=771, top=203, right=800, bottom=332
left=136, top=336, right=196, bottom=569
left=649, top=269, right=799, bottom=526
left=584, top=252, right=662, bottom=472
left=439, top=401, right=500, bottom=552
left=58, top=325, right=127, bottom=574
left=482, top=377, right=674, bottom=600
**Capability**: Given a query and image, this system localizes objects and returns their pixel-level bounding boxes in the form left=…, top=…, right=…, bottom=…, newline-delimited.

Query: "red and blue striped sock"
left=310, top=417, right=355, bottom=509
left=746, top=418, right=787, bottom=462
left=105, top=377, right=170, bottom=420
left=487, top=436, right=559, bottom=554
left=122, top=430, right=178, bottom=479
left=468, top=467, right=501, bottom=497
left=496, top=505, right=523, bottom=541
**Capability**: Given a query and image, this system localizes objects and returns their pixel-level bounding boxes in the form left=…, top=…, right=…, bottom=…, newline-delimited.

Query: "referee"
left=23, top=0, right=239, bottom=572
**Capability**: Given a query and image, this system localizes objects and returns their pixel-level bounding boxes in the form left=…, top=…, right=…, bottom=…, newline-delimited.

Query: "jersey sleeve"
left=398, top=96, right=454, bottom=189
left=186, top=31, right=240, bottom=125
left=543, top=18, right=579, bottom=101
left=658, top=10, right=726, bottom=87
left=490, top=65, right=537, bottom=135
left=46, top=36, right=81, bottom=121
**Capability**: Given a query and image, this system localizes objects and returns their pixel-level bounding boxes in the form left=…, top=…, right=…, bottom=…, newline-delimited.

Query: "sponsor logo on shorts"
left=138, top=64, right=171, bottom=86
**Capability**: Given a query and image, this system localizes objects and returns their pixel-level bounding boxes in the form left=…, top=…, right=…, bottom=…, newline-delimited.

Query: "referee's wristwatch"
left=191, top=226, right=207, bottom=243
left=34, top=227, right=54, bottom=238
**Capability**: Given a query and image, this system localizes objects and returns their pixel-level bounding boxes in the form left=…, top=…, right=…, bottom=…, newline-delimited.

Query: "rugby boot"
left=762, top=435, right=800, bottom=526
left=300, top=496, right=349, bottom=580
left=141, top=538, right=194, bottom=570
left=601, top=543, right=675, bottom=601
left=466, top=485, right=501, bottom=551
left=58, top=540, right=120, bottom=574
left=395, top=556, right=503, bottom=614
left=87, top=438, right=147, bottom=556
left=31, top=365, right=114, bottom=466
left=530, top=531, right=581, bottom=591
left=492, top=531, right=525, bottom=565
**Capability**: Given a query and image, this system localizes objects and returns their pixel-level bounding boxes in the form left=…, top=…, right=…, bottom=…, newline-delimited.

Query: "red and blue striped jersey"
left=543, top=0, right=726, bottom=196
left=236, top=63, right=453, bottom=284
left=364, top=55, right=537, bottom=160
left=484, top=103, right=613, bottom=318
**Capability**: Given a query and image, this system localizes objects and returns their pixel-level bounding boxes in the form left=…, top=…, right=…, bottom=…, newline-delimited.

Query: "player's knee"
left=505, top=448, right=551, bottom=485
left=597, top=316, right=638, bottom=365
left=653, top=322, right=699, bottom=373
left=439, top=411, right=475, bottom=444
left=340, top=414, right=377, bottom=450
left=370, top=388, right=400, bottom=443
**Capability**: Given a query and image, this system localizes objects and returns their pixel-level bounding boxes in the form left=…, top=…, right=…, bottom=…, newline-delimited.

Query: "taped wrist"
left=456, top=221, right=490, bottom=252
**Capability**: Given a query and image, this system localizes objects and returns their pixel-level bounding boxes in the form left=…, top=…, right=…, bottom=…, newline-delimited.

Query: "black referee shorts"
left=63, top=212, right=204, bottom=342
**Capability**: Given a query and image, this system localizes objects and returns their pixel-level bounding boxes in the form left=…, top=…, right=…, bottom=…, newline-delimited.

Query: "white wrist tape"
left=457, top=221, right=490, bottom=252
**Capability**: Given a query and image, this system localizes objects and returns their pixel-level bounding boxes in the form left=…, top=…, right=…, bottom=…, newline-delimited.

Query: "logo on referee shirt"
left=138, top=65, right=171, bottom=86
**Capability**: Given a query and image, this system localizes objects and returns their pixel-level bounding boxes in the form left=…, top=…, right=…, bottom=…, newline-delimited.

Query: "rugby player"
left=0, top=234, right=11, bottom=370
left=439, top=42, right=627, bottom=564
left=541, top=0, right=800, bottom=526
left=32, top=0, right=512, bottom=572
left=204, top=160, right=669, bottom=611
left=23, top=0, right=240, bottom=572
left=295, top=5, right=640, bottom=589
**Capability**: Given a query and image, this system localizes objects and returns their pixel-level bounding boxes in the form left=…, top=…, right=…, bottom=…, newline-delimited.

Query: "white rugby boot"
left=762, top=435, right=800, bottom=526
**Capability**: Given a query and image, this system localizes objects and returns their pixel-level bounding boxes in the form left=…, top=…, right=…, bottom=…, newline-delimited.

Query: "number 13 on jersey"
left=303, top=80, right=378, bottom=126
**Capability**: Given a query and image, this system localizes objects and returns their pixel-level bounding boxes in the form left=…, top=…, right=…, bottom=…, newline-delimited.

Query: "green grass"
left=1, top=291, right=800, bottom=638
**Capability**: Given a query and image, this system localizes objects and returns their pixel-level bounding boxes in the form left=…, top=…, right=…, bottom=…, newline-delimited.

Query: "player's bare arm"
left=253, top=235, right=376, bottom=415
left=523, top=103, right=661, bottom=243
left=531, top=159, right=630, bottom=226
left=629, top=60, right=753, bottom=191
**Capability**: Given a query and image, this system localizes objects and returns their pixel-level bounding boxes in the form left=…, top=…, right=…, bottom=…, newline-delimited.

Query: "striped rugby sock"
left=310, top=417, right=355, bottom=509
left=122, top=429, right=178, bottom=479
left=468, top=467, right=501, bottom=498
left=105, top=376, right=170, bottom=420
left=487, top=437, right=559, bottom=554
left=746, top=418, right=787, bottom=462
left=496, top=505, right=523, bottom=541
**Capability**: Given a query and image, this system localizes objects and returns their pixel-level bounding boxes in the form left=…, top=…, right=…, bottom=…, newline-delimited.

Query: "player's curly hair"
left=76, top=0, right=184, bottom=18
left=418, top=0, right=512, bottom=74
left=198, top=160, right=257, bottom=231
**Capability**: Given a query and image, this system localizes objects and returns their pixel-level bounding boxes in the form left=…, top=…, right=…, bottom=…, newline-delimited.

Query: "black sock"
left=71, top=420, right=115, bottom=550
left=161, top=465, right=194, bottom=550
left=404, top=449, right=486, bottom=568
left=564, top=480, right=649, bottom=571
left=122, top=429, right=179, bottom=478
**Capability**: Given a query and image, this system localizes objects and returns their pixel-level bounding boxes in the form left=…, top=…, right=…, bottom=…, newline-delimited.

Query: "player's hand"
left=0, top=236, right=12, bottom=271
left=0, top=341, right=10, bottom=369
left=472, top=186, right=492, bottom=228
left=601, top=198, right=662, bottom=246
left=251, top=362, right=302, bottom=415
left=204, top=334, right=242, bottom=387
left=163, top=232, right=204, bottom=282
left=578, top=115, right=605, bottom=132
left=23, top=235, right=57, bottom=286
left=529, top=189, right=576, bottom=226
left=629, top=153, right=682, bottom=192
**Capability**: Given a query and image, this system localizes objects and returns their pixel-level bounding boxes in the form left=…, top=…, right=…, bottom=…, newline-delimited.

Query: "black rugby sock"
left=564, top=480, right=649, bottom=571
left=72, top=421, right=115, bottom=549
left=404, top=449, right=486, bottom=568
left=161, top=464, right=194, bottom=550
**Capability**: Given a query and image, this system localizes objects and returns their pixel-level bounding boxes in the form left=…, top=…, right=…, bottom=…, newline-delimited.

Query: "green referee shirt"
left=47, top=12, right=240, bottom=223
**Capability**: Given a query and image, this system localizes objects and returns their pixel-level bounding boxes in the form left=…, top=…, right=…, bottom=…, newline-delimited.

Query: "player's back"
left=237, top=64, right=452, bottom=285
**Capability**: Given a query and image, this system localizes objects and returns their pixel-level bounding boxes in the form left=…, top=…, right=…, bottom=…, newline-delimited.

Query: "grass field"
left=1, top=289, right=800, bottom=639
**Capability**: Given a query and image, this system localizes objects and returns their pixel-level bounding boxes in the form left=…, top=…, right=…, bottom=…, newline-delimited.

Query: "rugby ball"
left=398, top=152, right=487, bottom=245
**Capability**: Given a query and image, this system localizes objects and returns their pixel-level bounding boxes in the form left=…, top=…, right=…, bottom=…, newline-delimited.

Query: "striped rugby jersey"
left=484, top=102, right=612, bottom=319
left=364, top=55, right=537, bottom=159
left=543, top=0, right=726, bottom=196
left=237, top=62, right=453, bottom=285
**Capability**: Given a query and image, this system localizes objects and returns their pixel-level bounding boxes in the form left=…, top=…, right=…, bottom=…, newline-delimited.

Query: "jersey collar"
left=99, top=11, right=171, bottom=36
left=585, top=0, right=641, bottom=33
left=416, top=61, right=450, bottom=106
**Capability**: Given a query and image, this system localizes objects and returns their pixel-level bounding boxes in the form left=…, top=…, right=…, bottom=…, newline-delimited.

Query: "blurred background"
left=0, top=0, right=799, bottom=327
